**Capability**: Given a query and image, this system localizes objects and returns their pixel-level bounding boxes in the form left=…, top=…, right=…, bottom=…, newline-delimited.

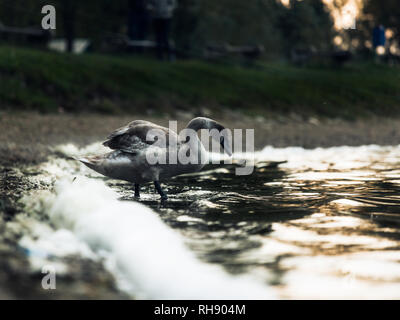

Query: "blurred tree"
left=172, top=0, right=334, bottom=58
left=278, top=0, right=334, bottom=55
left=0, top=0, right=46, bottom=28
left=0, top=0, right=335, bottom=59
left=171, top=0, right=200, bottom=56
left=363, top=0, right=400, bottom=48
left=172, top=0, right=286, bottom=58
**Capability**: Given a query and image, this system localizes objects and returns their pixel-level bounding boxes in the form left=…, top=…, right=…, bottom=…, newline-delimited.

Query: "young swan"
left=78, top=117, right=232, bottom=200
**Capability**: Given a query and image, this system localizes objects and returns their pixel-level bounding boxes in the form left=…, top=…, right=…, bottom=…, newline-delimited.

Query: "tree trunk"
left=62, top=0, right=76, bottom=53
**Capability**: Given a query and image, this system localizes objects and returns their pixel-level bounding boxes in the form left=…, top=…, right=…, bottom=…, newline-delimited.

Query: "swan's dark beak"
left=220, top=137, right=232, bottom=156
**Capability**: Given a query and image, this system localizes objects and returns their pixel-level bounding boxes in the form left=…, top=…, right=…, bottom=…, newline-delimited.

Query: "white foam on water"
left=21, top=175, right=274, bottom=299
left=52, top=141, right=400, bottom=175
left=19, top=225, right=97, bottom=274
left=330, top=199, right=367, bottom=207
left=255, top=144, right=400, bottom=170
left=53, top=142, right=109, bottom=158
left=20, top=142, right=400, bottom=299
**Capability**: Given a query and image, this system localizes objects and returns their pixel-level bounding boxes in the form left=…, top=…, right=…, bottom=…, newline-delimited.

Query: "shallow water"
left=20, top=144, right=400, bottom=299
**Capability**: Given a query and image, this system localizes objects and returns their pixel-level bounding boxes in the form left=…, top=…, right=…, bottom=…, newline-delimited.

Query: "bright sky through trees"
left=280, top=0, right=363, bottom=30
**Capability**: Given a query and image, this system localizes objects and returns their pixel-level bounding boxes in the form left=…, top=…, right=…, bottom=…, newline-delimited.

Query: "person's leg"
left=128, top=12, right=135, bottom=40
left=138, top=11, right=149, bottom=41
left=155, top=18, right=170, bottom=61
left=162, top=19, right=173, bottom=61
left=153, top=18, right=164, bottom=60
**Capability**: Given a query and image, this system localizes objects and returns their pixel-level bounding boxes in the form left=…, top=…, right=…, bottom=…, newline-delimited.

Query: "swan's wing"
left=104, top=120, right=150, bottom=142
left=103, top=120, right=178, bottom=153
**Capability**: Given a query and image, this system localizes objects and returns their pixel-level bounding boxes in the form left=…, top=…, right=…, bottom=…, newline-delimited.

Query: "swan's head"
left=187, top=117, right=232, bottom=156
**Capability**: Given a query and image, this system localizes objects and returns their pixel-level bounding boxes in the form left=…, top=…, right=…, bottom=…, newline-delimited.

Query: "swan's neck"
left=186, top=118, right=211, bottom=131
left=179, top=130, right=207, bottom=166
left=180, top=130, right=202, bottom=148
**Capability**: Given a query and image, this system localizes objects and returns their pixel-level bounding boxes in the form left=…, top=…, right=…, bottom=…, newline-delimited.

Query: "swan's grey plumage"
left=78, top=117, right=231, bottom=199
left=103, top=120, right=178, bottom=153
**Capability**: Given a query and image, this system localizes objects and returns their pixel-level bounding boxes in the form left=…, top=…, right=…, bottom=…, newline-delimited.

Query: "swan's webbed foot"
left=134, top=183, right=140, bottom=198
left=154, top=181, right=168, bottom=200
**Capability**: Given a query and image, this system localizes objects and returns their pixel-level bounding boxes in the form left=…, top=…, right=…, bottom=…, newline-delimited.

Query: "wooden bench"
left=102, top=34, right=177, bottom=54
left=0, top=21, right=51, bottom=44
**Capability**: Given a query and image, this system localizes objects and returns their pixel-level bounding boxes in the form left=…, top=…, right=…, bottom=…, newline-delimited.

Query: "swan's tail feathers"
left=74, top=155, right=104, bottom=172
left=77, top=157, right=93, bottom=165
left=69, top=155, right=107, bottom=177
left=66, top=155, right=79, bottom=161
left=67, top=155, right=92, bottom=164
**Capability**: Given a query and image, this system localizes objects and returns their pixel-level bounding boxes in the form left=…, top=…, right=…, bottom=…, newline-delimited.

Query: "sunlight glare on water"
left=20, top=143, right=400, bottom=299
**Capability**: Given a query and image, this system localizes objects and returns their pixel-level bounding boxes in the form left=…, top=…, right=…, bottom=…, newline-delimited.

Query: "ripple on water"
left=20, top=143, right=400, bottom=299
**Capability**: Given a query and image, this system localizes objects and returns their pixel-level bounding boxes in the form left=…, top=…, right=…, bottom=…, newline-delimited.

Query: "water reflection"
left=110, top=145, right=400, bottom=299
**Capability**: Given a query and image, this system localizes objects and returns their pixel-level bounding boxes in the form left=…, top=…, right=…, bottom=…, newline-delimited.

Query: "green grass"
left=1, top=45, right=400, bottom=118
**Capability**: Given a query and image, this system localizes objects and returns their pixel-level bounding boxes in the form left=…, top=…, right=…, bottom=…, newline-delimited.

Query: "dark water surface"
left=106, top=145, right=400, bottom=299
left=21, top=144, right=400, bottom=299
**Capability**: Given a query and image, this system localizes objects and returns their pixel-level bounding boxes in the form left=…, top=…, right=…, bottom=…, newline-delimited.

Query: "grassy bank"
left=0, top=45, right=400, bottom=118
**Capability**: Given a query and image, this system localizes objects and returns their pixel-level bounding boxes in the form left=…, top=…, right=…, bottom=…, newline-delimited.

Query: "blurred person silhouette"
left=128, top=0, right=150, bottom=43
left=373, top=24, right=386, bottom=49
left=148, top=0, right=177, bottom=61
left=373, top=24, right=386, bottom=62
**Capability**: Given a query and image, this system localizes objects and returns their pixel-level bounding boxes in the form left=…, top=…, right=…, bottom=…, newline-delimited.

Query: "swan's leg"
left=134, top=183, right=140, bottom=198
left=154, top=181, right=168, bottom=200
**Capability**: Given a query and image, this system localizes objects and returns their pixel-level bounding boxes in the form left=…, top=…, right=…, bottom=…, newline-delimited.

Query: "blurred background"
left=0, top=0, right=399, bottom=118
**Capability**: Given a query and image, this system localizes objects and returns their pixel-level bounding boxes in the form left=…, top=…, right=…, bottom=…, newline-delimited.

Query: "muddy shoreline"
left=2, top=111, right=400, bottom=166
left=0, top=165, right=129, bottom=299
left=2, top=111, right=400, bottom=299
